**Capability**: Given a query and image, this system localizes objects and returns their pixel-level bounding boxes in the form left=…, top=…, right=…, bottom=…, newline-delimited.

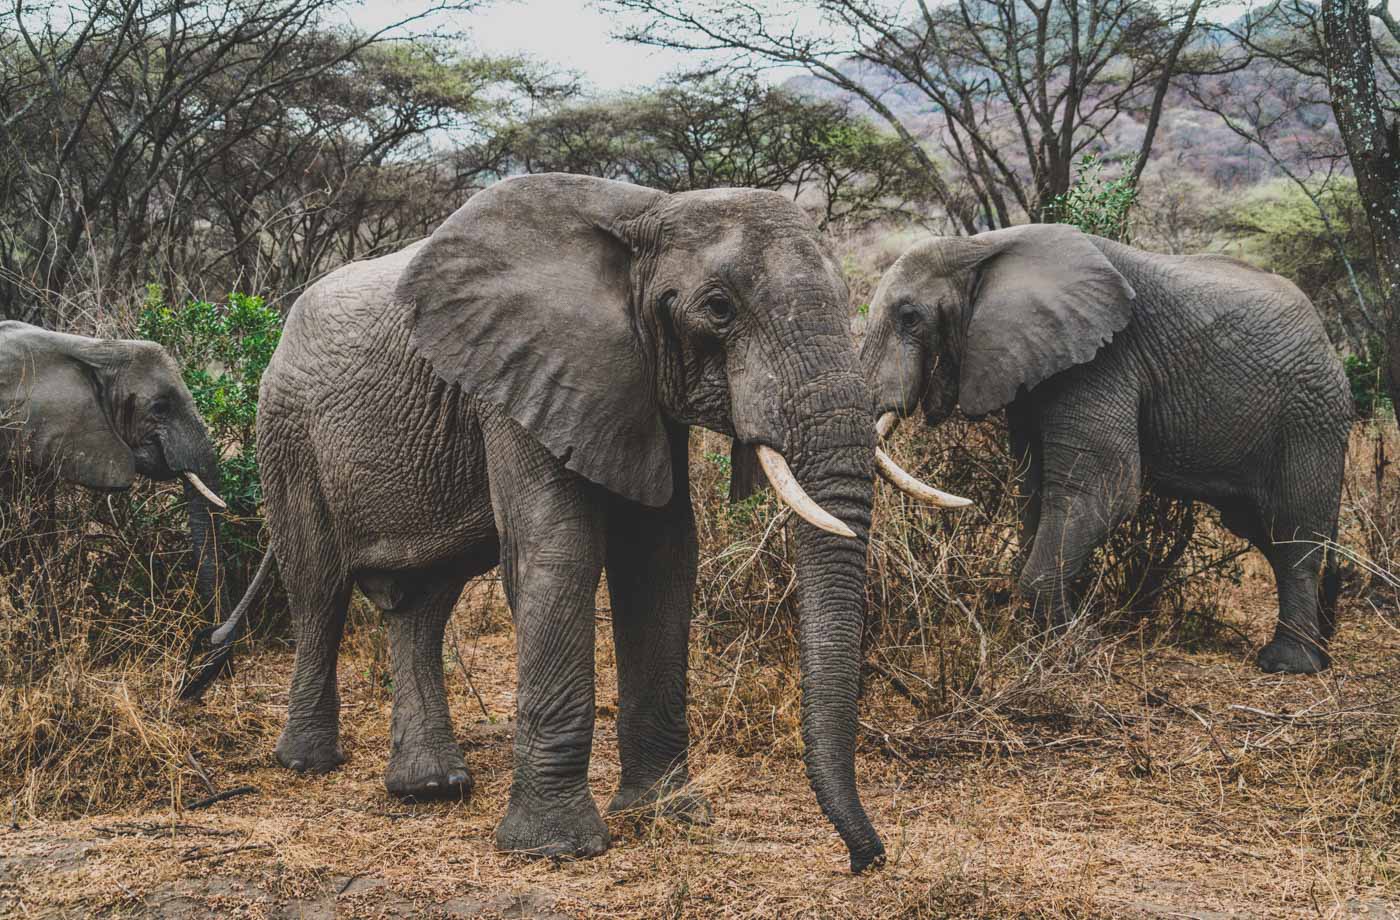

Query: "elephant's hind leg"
left=1256, top=537, right=1331, bottom=674
left=484, top=413, right=610, bottom=860
left=1254, top=445, right=1342, bottom=675
left=603, top=458, right=709, bottom=824
left=378, top=572, right=473, bottom=801
left=274, top=552, right=353, bottom=774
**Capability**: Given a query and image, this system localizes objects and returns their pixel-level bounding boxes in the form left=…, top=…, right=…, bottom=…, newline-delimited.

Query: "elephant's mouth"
left=142, top=434, right=228, bottom=509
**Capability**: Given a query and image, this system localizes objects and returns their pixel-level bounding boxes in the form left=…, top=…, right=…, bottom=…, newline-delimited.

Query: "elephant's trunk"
left=162, top=422, right=229, bottom=620
left=781, top=372, right=884, bottom=873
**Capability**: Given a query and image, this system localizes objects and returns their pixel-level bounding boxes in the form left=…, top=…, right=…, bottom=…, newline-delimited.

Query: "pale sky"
left=349, top=0, right=1399, bottom=93
left=349, top=1, right=694, bottom=91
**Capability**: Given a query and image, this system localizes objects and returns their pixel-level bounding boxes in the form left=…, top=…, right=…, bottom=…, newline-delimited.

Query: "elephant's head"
left=0, top=321, right=229, bottom=614
left=398, top=173, right=945, bottom=871
left=860, top=224, right=1136, bottom=442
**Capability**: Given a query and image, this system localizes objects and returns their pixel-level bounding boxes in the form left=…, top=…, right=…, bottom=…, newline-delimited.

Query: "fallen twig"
left=864, top=658, right=930, bottom=713
left=186, top=752, right=216, bottom=796
left=184, top=785, right=258, bottom=811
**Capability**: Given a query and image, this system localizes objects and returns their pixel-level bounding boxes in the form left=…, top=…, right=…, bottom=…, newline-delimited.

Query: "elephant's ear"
left=0, top=324, right=135, bottom=489
left=959, top=224, right=1136, bottom=417
left=399, top=174, right=671, bottom=506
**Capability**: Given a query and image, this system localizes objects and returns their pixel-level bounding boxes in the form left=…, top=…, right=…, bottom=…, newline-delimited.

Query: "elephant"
left=190, top=173, right=953, bottom=871
left=0, top=321, right=229, bottom=614
left=860, top=224, right=1352, bottom=675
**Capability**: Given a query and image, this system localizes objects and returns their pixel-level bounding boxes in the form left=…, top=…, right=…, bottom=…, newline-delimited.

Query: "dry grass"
left=3, top=420, right=1400, bottom=918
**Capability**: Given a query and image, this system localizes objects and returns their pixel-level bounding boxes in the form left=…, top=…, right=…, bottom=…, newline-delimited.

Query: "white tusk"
left=874, top=412, right=972, bottom=508
left=183, top=471, right=228, bottom=510
left=755, top=445, right=857, bottom=538
left=875, top=448, right=973, bottom=508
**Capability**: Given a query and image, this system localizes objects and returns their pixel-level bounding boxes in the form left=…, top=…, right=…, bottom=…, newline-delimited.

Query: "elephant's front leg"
left=1021, top=406, right=1141, bottom=633
left=485, top=415, right=610, bottom=859
left=603, top=459, right=710, bottom=824
left=1007, top=398, right=1044, bottom=569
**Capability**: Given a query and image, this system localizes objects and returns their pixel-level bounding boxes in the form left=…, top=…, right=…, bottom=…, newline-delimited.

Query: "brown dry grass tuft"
left=3, top=415, right=1400, bottom=917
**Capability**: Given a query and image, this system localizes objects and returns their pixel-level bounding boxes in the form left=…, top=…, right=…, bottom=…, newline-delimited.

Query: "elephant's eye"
left=898, top=303, right=923, bottom=333
left=705, top=295, right=735, bottom=325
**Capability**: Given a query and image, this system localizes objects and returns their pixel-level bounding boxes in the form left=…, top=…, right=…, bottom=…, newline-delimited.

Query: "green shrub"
left=137, top=286, right=282, bottom=557
left=1044, top=154, right=1138, bottom=243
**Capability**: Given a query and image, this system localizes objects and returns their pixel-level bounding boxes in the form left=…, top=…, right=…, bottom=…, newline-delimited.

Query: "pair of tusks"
left=754, top=414, right=972, bottom=539
left=183, top=471, right=228, bottom=510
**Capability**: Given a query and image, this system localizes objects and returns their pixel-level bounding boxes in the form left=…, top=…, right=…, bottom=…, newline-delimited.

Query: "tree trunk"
left=1323, top=0, right=1400, bottom=410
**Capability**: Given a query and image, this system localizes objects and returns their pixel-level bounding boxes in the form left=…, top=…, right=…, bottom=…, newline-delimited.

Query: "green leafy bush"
left=1044, top=154, right=1138, bottom=243
left=137, top=286, right=282, bottom=525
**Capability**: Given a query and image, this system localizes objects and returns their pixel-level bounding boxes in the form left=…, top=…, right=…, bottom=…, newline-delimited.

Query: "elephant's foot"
left=495, top=792, right=610, bottom=860
left=607, top=781, right=713, bottom=825
left=385, top=742, right=472, bottom=801
left=274, top=727, right=345, bottom=774
left=1257, top=636, right=1330, bottom=674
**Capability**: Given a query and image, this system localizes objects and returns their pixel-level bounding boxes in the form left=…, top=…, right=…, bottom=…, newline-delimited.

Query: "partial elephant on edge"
left=860, top=224, right=1352, bottom=674
left=192, top=174, right=954, bottom=871
left=0, top=321, right=230, bottom=616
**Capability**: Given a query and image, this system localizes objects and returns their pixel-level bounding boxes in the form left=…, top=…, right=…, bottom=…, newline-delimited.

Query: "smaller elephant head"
left=0, top=321, right=228, bottom=609
left=860, top=224, right=1137, bottom=436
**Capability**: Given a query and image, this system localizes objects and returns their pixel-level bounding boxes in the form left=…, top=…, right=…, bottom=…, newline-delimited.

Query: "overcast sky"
left=351, top=1, right=693, bottom=91
left=351, top=0, right=1399, bottom=93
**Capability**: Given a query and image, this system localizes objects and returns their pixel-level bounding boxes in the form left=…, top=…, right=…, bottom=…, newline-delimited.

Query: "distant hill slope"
left=781, top=37, right=1344, bottom=191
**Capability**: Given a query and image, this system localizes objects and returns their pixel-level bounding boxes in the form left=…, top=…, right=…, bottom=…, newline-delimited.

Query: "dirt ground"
left=4, top=545, right=1400, bottom=920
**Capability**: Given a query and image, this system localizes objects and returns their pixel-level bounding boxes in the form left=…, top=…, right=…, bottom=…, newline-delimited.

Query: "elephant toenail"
left=290, top=759, right=304, bottom=771
left=448, top=773, right=467, bottom=785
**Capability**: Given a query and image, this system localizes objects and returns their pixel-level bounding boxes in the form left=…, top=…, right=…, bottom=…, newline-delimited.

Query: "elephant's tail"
left=178, top=549, right=277, bottom=702
left=1320, top=525, right=1342, bottom=642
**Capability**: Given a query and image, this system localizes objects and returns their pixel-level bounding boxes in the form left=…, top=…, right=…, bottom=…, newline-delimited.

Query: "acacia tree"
left=607, top=0, right=1215, bottom=231
left=499, top=76, right=942, bottom=226
left=0, top=0, right=525, bottom=323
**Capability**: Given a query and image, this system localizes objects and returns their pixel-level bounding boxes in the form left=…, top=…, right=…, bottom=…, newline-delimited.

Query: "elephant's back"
left=257, top=241, right=493, bottom=569
left=1109, top=245, right=1351, bottom=482
left=1152, top=252, right=1346, bottom=413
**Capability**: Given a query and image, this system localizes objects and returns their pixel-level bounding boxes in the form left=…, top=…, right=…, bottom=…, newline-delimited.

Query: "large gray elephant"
left=0, top=321, right=229, bottom=612
left=861, top=224, right=1352, bottom=675
left=195, top=174, right=948, bottom=871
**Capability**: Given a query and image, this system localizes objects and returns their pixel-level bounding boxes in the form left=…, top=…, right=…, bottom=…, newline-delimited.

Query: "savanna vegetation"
left=3, top=0, right=1400, bottom=917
